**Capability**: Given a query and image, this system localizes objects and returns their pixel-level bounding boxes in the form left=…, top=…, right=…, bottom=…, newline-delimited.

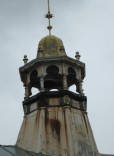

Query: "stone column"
left=78, top=80, right=84, bottom=95
left=40, top=76, right=45, bottom=91
left=24, top=84, right=30, bottom=99
left=63, top=75, right=68, bottom=90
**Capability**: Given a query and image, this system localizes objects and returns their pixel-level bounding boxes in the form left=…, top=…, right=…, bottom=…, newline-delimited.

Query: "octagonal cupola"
left=20, top=47, right=85, bottom=99
left=37, top=35, right=66, bottom=58
left=19, top=0, right=85, bottom=99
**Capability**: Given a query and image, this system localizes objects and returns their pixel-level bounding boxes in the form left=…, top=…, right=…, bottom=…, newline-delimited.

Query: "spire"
left=45, top=0, right=53, bottom=35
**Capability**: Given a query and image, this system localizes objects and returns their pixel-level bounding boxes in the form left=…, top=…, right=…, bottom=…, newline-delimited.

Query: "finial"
left=23, top=55, right=28, bottom=65
left=75, top=51, right=81, bottom=61
left=45, top=0, right=53, bottom=35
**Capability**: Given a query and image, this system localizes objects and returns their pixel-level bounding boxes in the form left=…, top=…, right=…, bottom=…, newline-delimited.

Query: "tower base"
left=16, top=91, right=99, bottom=156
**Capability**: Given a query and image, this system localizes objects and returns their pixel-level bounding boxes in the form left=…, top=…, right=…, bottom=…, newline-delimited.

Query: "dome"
left=37, top=35, right=66, bottom=58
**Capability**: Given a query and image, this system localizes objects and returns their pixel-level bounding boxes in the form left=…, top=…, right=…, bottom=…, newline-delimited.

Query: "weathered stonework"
left=17, top=35, right=100, bottom=155
left=17, top=106, right=99, bottom=156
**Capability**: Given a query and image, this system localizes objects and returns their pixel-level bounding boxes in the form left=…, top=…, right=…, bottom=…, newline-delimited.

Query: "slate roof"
left=0, top=145, right=113, bottom=156
left=101, top=155, right=114, bottom=156
left=0, top=145, right=49, bottom=156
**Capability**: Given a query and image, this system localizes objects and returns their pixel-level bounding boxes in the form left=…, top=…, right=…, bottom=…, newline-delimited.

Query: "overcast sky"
left=0, top=0, right=114, bottom=154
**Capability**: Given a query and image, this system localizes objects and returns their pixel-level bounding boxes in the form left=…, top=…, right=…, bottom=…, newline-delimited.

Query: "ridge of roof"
left=0, top=145, right=49, bottom=156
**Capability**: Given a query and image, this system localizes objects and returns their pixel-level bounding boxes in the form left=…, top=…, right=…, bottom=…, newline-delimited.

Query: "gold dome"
left=37, top=35, right=66, bottom=58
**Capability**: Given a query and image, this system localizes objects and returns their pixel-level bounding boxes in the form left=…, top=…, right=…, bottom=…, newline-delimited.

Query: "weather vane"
left=45, top=0, right=53, bottom=35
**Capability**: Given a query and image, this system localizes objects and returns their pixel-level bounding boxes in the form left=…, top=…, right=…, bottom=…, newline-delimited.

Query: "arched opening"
left=68, top=67, right=76, bottom=77
left=30, top=70, right=38, bottom=77
left=28, top=70, right=40, bottom=96
left=45, top=65, right=62, bottom=90
left=30, top=70, right=38, bottom=84
left=46, top=65, right=59, bottom=74
left=67, top=67, right=77, bottom=88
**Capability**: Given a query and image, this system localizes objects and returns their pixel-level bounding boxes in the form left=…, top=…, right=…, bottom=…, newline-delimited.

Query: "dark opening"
left=67, top=67, right=77, bottom=87
left=45, top=65, right=62, bottom=90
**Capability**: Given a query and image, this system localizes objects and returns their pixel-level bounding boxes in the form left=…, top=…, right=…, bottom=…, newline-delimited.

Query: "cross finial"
left=45, top=0, right=53, bottom=35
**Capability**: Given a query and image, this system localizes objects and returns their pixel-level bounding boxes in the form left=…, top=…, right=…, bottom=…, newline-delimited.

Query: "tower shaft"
left=16, top=91, right=99, bottom=156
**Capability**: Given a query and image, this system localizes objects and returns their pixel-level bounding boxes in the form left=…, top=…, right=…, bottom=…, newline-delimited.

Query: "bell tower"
left=16, top=1, right=100, bottom=156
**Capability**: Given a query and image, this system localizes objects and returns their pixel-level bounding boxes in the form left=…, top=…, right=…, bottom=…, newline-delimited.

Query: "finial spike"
left=48, top=0, right=50, bottom=13
left=45, top=0, right=53, bottom=35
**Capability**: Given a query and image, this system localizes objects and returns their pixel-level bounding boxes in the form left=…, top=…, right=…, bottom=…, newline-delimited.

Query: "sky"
left=0, top=0, right=114, bottom=154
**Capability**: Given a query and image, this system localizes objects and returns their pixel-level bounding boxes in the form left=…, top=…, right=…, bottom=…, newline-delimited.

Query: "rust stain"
left=50, top=118, right=61, bottom=142
left=82, top=113, right=88, bottom=134
left=63, top=107, right=70, bottom=155
left=35, top=111, right=40, bottom=131
left=45, top=108, right=49, bottom=128
left=22, top=117, right=27, bottom=135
